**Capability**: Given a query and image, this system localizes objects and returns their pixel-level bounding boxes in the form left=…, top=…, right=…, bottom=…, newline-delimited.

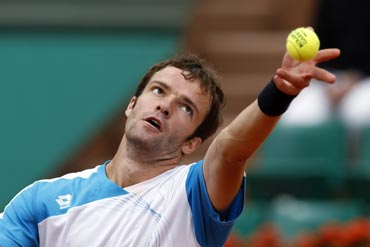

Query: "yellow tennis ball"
left=286, top=27, right=320, bottom=61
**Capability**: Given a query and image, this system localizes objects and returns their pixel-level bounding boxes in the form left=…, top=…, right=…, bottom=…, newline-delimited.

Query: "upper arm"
left=0, top=185, right=39, bottom=247
left=186, top=162, right=245, bottom=246
left=203, top=100, right=280, bottom=211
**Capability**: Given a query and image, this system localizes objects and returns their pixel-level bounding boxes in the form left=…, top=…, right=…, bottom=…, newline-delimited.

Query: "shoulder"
left=6, top=164, right=101, bottom=204
left=7, top=164, right=106, bottom=220
left=36, top=164, right=102, bottom=189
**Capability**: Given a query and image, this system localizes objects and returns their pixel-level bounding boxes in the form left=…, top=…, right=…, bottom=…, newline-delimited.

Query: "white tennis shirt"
left=0, top=160, right=245, bottom=247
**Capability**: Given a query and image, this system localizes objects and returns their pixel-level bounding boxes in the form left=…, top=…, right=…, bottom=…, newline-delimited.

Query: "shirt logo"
left=56, top=194, right=73, bottom=209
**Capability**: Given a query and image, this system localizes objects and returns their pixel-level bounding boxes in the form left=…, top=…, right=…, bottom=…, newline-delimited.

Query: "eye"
left=181, top=105, right=193, bottom=115
left=152, top=87, right=164, bottom=95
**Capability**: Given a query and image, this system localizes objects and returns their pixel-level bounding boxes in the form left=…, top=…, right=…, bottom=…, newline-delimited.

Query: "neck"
left=106, top=136, right=182, bottom=188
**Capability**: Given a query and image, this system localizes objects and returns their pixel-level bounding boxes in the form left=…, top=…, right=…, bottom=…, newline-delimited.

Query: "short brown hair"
left=134, top=53, right=225, bottom=142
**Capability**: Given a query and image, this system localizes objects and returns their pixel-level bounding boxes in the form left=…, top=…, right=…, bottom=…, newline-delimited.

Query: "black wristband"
left=257, top=80, right=297, bottom=116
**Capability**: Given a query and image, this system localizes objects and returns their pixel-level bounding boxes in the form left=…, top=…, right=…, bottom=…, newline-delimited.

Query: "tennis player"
left=0, top=47, right=340, bottom=246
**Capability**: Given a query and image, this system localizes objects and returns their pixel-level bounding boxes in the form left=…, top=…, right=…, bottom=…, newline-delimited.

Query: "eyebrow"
left=150, top=80, right=200, bottom=116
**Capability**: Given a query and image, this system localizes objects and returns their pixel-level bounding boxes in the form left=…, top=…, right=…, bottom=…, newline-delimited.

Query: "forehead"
left=149, top=66, right=211, bottom=113
left=149, top=66, right=206, bottom=95
left=151, top=66, right=193, bottom=83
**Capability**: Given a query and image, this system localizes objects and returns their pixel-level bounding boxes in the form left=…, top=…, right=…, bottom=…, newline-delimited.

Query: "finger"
left=306, top=26, right=314, bottom=31
left=273, top=74, right=301, bottom=95
left=314, top=48, right=341, bottom=64
left=276, top=68, right=310, bottom=89
left=312, top=67, right=337, bottom=84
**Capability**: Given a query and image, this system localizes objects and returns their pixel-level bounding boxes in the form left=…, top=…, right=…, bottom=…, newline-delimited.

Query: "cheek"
left=132, top=97, right=152, bottom=113
left=172, top=115, right=198, bottom=137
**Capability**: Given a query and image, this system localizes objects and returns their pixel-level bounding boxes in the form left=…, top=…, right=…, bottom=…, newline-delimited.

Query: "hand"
left=273, top=48, right=341, bottom=95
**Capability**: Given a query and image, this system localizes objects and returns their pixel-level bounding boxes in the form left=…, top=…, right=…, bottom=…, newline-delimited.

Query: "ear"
left=181, top=137, right=202, bottom=155
left=125, top=97, right=136, bottom=117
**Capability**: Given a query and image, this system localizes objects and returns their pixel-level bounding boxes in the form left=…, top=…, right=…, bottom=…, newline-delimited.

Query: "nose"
left=156, top=102, right=171, bottom=117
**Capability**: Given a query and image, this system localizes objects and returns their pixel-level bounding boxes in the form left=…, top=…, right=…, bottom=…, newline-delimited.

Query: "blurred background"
left=1, top=0, right=370, bottom=246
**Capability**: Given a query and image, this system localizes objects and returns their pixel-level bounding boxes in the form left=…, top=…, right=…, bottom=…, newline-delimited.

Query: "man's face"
left=124, top=66, right=211, bottom=157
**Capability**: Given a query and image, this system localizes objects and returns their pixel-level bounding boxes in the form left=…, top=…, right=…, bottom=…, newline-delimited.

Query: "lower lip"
left=144, top=121, right=161, bottom=132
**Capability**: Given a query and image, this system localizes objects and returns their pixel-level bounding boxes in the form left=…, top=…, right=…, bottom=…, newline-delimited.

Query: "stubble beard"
left=125, top=127, right=184, bottom=162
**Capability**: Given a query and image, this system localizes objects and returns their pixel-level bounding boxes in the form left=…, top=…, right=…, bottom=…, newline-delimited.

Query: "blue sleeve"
left=185, top=160, right=245, bottom=247
left=0, top=184, right=39, bottom=247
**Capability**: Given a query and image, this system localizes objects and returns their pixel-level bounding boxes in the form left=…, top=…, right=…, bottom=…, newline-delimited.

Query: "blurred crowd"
left=282, top=0, right=370, bottom=132
left=226, top=217, right=370, bottom=247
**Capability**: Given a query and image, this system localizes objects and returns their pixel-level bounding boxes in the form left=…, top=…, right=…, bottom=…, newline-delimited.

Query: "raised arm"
left=203, top=48, right=341, bottom=212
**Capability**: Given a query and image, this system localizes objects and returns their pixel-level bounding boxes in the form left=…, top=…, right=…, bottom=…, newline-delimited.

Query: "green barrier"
left=0, top=30, right=180, bottom=209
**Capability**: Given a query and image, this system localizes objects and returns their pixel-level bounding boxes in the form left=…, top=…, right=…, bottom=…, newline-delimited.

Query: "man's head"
left=134, top=53, right=225, bottom=142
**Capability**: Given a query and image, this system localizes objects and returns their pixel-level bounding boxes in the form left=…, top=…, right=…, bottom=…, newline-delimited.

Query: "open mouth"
left=145, top=118, right=161, bottom=131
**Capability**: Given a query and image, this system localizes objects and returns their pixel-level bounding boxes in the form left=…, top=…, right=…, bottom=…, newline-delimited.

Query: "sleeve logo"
left=56, top=194, right=73, bottom=209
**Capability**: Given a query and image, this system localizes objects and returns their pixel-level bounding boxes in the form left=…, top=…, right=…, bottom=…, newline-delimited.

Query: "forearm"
left=213, top=77, right=297, bottom=165
left=215, top=100, right=280, bottom=165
